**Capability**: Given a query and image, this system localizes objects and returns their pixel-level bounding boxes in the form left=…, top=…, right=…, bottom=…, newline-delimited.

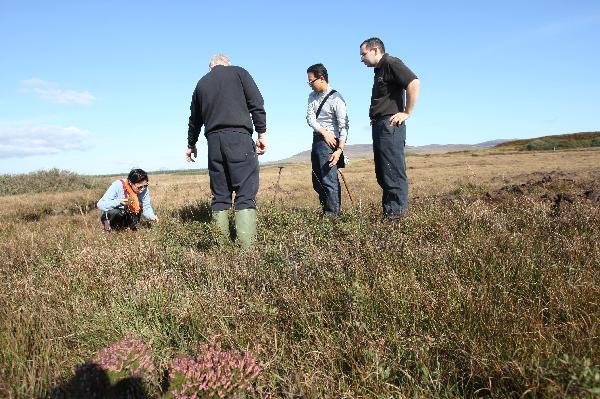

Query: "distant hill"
left=280, top=139, right=511, bottom=163
left=496, top=131, right=600, bottom=151
left=278, top=131, right=600, bottom=164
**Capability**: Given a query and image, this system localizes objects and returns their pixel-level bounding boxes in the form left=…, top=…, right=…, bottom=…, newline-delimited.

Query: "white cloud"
left=21, top=78, right=96, bottom=105
left=0, top=125, right=93, bottom=158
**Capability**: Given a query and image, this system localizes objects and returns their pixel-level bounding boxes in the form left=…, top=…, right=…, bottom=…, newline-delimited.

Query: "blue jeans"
left=372, top=118, right=408, bottom=217
left=311, top=135, right=341, bottom=216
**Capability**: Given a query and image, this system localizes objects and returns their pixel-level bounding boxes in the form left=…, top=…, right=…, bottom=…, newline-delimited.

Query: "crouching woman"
left=97, top=168, right=159, bottom=231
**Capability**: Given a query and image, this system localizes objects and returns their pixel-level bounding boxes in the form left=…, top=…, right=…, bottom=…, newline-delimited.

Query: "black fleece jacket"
left=187, top=65, right=266, bottom=147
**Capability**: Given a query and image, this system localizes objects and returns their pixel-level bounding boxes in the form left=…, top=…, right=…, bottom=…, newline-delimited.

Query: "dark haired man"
left=97, top=168, right=159, bottom=231
left=186, top=54, right=267, bottom=247
left=360, top=37, right=420, bottom=220
left=306, top=63, right=349, bottom=217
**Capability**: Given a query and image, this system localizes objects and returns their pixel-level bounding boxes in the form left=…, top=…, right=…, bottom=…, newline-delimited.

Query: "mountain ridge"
left=279, top=139, right=512, bottom=163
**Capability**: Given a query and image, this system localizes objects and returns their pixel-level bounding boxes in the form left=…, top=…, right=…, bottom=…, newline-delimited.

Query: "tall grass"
left=0, top=169, right=101, bottom=196
left=0, top=166, right=599, bottom=397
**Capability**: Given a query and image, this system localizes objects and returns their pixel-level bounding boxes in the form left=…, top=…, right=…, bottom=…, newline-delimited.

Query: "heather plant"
left=92, top=336, right=156, bottom=385
left=67, top=335, right=263, bottom=399
left=50, top=336, right=155, bottom=398
left=167, top=337, right=262, bottom=399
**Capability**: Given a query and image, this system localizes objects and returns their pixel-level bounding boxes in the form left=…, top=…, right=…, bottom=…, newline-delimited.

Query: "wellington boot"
left=234, top=208, right=257, bottom=249
left=212, top=210, right=231, bottom=245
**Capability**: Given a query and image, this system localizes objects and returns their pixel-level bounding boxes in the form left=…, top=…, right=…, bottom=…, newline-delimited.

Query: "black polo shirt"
left=369, top=53, right=418, bottom=120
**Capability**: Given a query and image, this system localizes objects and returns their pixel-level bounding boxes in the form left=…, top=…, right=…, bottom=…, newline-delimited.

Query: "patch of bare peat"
left=437, top=171, right=600, bottom=214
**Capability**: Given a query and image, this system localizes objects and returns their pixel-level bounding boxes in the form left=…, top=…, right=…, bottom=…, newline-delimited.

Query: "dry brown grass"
left=258, top=147, right=600, bottom=203
left=1, top=147, right=599, bottom=398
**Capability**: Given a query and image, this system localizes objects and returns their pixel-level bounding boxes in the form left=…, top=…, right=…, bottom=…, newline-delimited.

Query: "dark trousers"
left=372, top=118, right=408, bottom=217
left=207, top=131, right=259, bottom=211
left=311, top=135, right=341, bottom=216
left=100, top=208, right=141, bottom=230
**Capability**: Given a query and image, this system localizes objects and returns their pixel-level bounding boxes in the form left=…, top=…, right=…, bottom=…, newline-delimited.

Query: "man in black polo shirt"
left=186, top=54, right=267, bottom=247
left=360, top=37, right=420, bottom=220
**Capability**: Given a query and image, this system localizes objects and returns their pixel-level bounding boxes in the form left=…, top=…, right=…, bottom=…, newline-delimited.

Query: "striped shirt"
left=306, top=86, right=349, bottom=142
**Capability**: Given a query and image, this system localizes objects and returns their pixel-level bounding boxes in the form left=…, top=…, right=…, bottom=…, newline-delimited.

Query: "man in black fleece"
left=186, top=54, right=267, bottom=248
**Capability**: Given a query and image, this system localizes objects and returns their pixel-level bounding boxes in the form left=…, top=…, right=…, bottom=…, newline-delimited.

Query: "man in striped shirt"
left=306, top=63, right=349, bottom=217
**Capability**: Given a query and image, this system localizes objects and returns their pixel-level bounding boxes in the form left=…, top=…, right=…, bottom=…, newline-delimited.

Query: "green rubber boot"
left=234, top=208, right=257, bottom=249
left=212, top=210, right=231, bottom=245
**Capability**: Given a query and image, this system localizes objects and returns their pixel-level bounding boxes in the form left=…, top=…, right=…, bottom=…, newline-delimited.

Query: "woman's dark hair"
left=127, top=168, right=148, bottom=184
left=306, top=63, right=329, bottom=83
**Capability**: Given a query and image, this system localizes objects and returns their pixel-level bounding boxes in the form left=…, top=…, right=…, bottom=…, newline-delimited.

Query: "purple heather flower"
left=169, top=337, right=263, bottom=398
left=93, top=335, right=155, bottom=382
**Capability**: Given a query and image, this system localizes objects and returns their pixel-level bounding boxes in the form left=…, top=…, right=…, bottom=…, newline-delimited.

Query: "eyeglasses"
left=133, top=183, right=148, bottom=190
left=360, top=48, right=373, bottom=58
left=308, top=77, right=320, bottom=86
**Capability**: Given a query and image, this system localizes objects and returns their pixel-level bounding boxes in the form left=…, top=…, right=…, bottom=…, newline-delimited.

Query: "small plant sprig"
left=93, top=335, right=155, bottom=385
left=168, top=337, right=263, bottom=399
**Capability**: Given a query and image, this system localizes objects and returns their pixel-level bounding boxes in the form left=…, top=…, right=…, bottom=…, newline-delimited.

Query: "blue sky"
left=1, top=0, right=599, bottom=175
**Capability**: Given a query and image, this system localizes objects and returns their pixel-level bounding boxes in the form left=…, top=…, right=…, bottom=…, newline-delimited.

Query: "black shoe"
left=383, top=212, right=407, bottom=223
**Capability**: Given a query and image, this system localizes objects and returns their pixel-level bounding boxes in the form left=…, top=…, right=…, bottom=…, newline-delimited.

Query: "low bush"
left=0, top=168, right=100, bottom=196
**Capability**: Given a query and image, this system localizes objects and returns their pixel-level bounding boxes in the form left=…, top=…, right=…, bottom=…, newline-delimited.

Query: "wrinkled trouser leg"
left=311, top=136, right=341, bottom=216
left=207, top=131, right=259, bottom=212
left=372, top=119, right=408, bottom=217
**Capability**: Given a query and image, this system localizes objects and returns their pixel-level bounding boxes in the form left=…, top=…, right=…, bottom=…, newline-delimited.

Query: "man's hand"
left=256, top=134, right=267, bottom=155
left=321, top=130, right=337, bottom=148
left=185, top=146, right=197, bottom=162
left=389, top=112, right=410, bottom=127
left=328, top=148, right=343, bottom=168
left=151, top=216, right=159, bottom=223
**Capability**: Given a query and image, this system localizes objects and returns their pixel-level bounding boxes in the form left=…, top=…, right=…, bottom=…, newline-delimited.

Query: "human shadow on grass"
left=176, top=200, right=213, bottom=223
left=48, top=363, right=149, bottom=399
left=174, top=201, right=226, bottom=251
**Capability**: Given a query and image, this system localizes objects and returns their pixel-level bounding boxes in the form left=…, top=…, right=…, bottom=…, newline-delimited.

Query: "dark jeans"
left=311, top=135, right=341, bottom=216
left=372, top=118, right=408, bottom=217
left=100, top=208, right=141, bottom=230
left=207, top=131, right=259, bottom=211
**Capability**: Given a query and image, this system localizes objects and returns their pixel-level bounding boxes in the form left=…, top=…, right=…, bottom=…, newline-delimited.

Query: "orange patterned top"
left=120, top=179, right=141, bottom=214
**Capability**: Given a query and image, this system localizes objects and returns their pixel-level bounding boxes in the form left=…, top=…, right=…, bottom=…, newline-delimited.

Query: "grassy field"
left=1, top=147, right=599, bottom=398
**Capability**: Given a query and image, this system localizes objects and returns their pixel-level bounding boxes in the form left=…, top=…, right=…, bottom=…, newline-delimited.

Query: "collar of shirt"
left=309, top=85, right=333, bottom=102
left=375, top=53, right=389, bottom=70
left=317, top=85, right=332, bottom=99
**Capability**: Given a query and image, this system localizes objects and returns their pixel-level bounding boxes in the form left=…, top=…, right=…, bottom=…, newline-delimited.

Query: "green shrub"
left=0, top=168, right=99, bottom=196
left=526, top=139, right=555, bottom=151
left=526, top=137, right=599, bottom=151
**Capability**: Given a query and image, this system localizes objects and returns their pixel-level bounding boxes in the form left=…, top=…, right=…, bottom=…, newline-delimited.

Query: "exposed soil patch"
left=585, top=188, right=600, bottom=202
left=484, top=171, right=600, bottom=210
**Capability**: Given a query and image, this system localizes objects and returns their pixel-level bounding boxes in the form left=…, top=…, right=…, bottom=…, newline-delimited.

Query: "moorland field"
left=1, top=147, right=599, bottom=398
